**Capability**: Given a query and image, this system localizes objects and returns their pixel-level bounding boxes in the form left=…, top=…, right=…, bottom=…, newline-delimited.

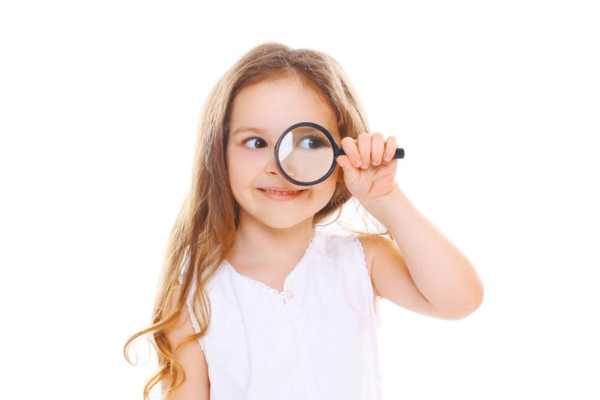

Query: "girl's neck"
left=226, top=220, right=315, bottom=290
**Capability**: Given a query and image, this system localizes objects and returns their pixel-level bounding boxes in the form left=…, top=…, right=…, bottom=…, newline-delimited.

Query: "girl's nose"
left=265, top=154, right=281, bottom=176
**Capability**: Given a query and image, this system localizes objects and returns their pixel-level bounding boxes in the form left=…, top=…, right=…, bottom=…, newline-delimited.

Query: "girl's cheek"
left=230, top=146, right=273, bottom=171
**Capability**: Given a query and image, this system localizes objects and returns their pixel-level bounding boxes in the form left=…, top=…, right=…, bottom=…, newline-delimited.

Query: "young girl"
left=125, top=43, right=483, bottom=400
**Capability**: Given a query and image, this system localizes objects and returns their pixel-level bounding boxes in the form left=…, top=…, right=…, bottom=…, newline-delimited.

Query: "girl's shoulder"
left=356, top=233, right=398, bottom=255
left=313, top=230, right=364, bottom=256
left=357, top=233, right=401, bottom=279
left=314, top=230, right=397, bottom=270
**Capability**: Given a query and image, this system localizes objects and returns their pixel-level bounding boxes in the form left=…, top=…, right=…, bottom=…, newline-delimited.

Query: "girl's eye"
left=298, top=136, right=327, bottom=149
left=243, top=137, right=267, bottom=149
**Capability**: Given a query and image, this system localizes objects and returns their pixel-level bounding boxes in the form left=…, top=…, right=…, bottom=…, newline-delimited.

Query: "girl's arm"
left=337, top=133, right=483, bottom=320
left=163, top=288, right=211, bottom=399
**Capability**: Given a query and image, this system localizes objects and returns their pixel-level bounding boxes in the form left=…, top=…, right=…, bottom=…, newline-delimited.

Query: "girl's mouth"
left=259, top=188, right=306, bottom=200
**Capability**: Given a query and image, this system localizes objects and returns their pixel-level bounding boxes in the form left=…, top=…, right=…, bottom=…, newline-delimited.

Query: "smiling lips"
left=259, top=188, right=307, bottom=200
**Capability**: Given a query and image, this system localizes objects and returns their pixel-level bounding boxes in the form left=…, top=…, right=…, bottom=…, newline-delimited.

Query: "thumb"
left=336, top=155, right=360, bottom=183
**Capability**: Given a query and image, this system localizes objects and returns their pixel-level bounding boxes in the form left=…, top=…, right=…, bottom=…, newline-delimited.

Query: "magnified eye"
left=297, top=136, right=328, bottom=149
left=244, top=137, right=267, bottom=149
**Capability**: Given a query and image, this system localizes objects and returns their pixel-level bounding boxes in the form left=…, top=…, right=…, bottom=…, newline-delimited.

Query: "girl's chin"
left=237, top=213, right=316, bottom=232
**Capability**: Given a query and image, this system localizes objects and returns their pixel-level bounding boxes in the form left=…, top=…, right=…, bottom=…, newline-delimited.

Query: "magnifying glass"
left=275, top=122, right=405, bottom=186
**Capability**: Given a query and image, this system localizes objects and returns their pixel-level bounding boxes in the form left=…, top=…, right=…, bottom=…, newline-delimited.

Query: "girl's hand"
left=336, top=132, right=399, bottom=207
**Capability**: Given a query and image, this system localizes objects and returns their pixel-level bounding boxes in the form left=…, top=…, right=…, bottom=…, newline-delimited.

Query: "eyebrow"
left=292, top=126, right=323, bottom=134
left=230, top=126, right=265, bottom=136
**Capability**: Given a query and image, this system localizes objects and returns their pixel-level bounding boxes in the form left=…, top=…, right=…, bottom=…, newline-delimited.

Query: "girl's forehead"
left=229, top=77, right=339, bottom=138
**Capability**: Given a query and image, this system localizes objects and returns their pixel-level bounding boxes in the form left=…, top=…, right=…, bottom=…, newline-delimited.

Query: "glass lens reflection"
left=277, top=126, right=335, bottom=183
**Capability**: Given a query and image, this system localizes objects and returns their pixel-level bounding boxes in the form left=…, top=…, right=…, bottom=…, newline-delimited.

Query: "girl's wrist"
left=358, top=184, right=404, bottom=221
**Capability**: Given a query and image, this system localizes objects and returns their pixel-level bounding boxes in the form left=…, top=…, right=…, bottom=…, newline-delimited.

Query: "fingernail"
left=355, top=162, right=362, bottom=168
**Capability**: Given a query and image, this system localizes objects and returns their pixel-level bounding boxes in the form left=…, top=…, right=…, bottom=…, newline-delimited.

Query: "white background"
left=1, top=1, right=599, bottom=399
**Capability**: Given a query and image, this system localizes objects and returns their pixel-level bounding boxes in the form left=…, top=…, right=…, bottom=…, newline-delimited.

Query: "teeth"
left=263, top=189, right=302, bottom=194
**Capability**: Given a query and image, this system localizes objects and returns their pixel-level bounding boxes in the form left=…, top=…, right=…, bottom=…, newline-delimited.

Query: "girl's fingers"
left=357, top=133, right=372, bottom=169
left=383, top=135, right=398, bottom=162
left=341, top=133, right=398, bottom=168
left=340, top=137, right=362, bottom=168
left=371, top=132, right=385, bottom=166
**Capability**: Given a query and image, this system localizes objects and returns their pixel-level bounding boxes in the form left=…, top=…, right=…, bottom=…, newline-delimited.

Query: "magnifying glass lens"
left=276, top=122, right=404, bottom=186
left=277, top=126, right=335, bottom=184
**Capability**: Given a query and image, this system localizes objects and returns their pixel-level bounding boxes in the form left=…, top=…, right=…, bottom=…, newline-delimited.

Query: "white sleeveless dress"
left=185, top=232, right=382, bottom=399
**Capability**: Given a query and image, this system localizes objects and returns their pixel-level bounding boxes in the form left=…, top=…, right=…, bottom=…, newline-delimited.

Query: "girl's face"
left=226, top=77, right=340, bottom=231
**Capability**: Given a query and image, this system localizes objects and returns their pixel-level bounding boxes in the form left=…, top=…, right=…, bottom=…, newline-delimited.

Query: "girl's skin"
left=165, top=76, right=484, bottom=399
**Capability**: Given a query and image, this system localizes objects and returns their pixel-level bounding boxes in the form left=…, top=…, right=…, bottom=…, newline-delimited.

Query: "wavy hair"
left=124, top=42, right=370, bottom=399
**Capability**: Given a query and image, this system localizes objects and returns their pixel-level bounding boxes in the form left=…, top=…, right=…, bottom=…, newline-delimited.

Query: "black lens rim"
left=274, top=122, right=341, bottom=186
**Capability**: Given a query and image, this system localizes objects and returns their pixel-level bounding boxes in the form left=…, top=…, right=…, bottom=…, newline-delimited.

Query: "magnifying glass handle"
left=393, top=148, right=405, bottom=159
left=339, top=148, right=405, bottom=159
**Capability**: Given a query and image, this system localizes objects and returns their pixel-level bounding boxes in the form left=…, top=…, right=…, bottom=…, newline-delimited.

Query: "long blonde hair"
left=124, top=42, right=370, bottom=399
